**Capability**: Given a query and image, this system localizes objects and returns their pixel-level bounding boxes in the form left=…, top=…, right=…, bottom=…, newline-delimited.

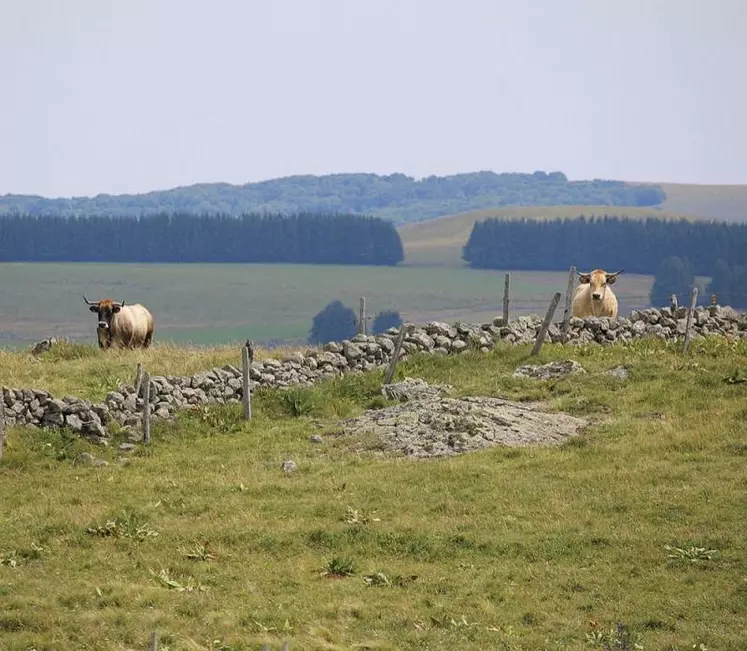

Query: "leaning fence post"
left=142, top=371, right=151, bottom=444
left=502, top=273, right=510, bottom=325
left=358, top=296, right=367, bottom=335
left=242, top=343, right=252, bottom=420
left=530, top=292, right=562, bottom=357
left=561, top=265, right=576, bottom=339
left=682, top=286, right=699, bottom=353
left=670, top=294, right=678, bottom=311
left=0, top=395, right=5, bottom=462
left=150, top=630, right=158, bottom=651
left=383, top=324, right=410, bottom=386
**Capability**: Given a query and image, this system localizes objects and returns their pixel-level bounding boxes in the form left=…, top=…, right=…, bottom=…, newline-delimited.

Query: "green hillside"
left=0, top=171, right=664, bottom=225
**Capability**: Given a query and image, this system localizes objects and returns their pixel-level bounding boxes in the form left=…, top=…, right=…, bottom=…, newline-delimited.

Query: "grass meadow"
left=0, top=262, right=659, bottom=351
left=2, top=336, right=747, bottom=650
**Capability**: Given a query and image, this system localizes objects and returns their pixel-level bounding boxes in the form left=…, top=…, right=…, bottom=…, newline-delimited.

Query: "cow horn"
left=82, top=294, right=99, bottom=306
left=576, top=270, right=588, bottom=277
left=608, top=269, right=625, bottom=276
left=113, top=300, right=125, bottom=308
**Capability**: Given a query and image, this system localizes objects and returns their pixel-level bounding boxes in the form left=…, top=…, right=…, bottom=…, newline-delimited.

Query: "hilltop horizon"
left=2, top=169, right=745, bottom=202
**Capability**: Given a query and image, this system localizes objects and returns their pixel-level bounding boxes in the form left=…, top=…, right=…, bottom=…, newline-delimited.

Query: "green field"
left=2, top=337, right=747, bottom=649
left=0, top=263, right=661, bottom=350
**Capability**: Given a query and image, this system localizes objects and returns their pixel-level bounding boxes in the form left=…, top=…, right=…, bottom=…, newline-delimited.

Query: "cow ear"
left=606, top=274, right=617, bottom=285
left=579, top=274, right=591, bottom=284
left=89, top=305, right=98, bottom=313
left=112, top=305, right=122, bottom=313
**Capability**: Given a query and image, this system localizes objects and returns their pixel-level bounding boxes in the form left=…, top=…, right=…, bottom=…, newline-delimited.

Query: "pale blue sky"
left=1, top=0, right=745, bottom=197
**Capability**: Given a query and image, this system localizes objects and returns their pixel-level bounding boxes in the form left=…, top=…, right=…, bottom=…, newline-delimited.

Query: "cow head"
left=82, top=295, right=125, bottom=348
left=577, top=269, right=625, bottom=302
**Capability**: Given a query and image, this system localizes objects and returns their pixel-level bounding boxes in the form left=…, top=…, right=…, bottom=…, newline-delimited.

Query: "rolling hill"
left=658, top=182, right=747, bottom=222
left=397, top=204, right=697, bottom=267
left=0, top=171, right=664, bottom=224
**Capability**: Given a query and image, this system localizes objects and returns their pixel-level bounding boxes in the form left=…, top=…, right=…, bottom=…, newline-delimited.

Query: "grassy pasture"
left=0, top=263, right=659, bottom=352
left=2, top=337, right=747, bottom=650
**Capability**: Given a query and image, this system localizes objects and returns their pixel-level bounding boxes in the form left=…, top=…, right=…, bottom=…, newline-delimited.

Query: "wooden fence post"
left=530, top=292, right=562, bottom=357
left=149, top=630, right=158, bottom=651
left=670, top=294, right=678, bottom=311
left=383, top=324, right=410, bottom=386
left=358, top=296, right=367, bottom=335
left=502, top=273, right=510, bottom=325
left=0, top=394, right=5, bottom=462
left=682, top=286, right=699, bottom=353
left=561, top=265, right=576, bottom=339
left=242, top=343, right=252, bottom=420
left=710, top=293, right=717, bottom=306
left=134, top=362, right=143, bottom=396
left=142, top=371, right=151, bottom=444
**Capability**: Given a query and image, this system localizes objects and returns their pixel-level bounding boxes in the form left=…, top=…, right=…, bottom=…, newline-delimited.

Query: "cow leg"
left=143, top=332, right=153, bottom=348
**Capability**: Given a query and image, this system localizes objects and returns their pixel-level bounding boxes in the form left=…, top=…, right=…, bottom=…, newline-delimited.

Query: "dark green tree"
left=649, top=256, right=695, bottom=306
left=372, top=310, right=403, bottom=334
left=308, top=300, right=357, bottom=345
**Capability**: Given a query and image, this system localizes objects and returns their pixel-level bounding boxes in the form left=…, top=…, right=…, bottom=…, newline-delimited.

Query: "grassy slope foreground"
left=2, top=338, right=747, bottom=650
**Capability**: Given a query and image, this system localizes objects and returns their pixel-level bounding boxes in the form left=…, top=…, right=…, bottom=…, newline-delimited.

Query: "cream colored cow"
left=571, top=268, right=625, bottom=318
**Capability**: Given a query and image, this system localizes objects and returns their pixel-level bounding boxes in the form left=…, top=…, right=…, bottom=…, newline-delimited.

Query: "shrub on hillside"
left=308, top=300, right=357, bottom=345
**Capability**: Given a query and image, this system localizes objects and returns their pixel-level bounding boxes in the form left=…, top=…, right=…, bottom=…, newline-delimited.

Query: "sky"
left=1, top=0, right=745, bottom=198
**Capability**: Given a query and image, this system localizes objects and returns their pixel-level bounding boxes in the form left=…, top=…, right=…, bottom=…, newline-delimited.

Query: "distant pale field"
left=0, top=262, right=661, bottom=350
left=397, top=204, right=699, bottom=267
left=657, top=182, right=747, bottom=223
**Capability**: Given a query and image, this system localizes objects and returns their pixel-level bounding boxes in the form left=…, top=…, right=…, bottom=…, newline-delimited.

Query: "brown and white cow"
left=571, top=269, right=625, bottom=318
left=82, top=296, right=155, bottom=349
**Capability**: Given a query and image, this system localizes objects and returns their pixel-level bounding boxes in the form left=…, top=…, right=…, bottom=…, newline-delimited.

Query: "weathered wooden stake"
left=710, top=293, right=717, bottom=306
left=383, top=324, right=410, bottom=386
left=682, top=286, right=699, bottom=353
left=358, top=296, right=367, bottom=335
left=149, top=630, right=158, bottom=651
left=0, top=395, right=5, bottom=462
left=242, top=344, right=252, bottom=420
left=134, top=362, right=143, bottom=396
left=530, top=292, right=562, bottom=357
left=142, top=371, right=151, bottom=444
left=561, top=265, right=576, bottom=339
left=670, top=294, right=678, bottom=310
left=502, top=273, right=510, bottom=325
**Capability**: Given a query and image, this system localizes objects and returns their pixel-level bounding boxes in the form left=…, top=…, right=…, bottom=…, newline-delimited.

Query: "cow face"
left=578, top=269, right=625, bottom=302
left=82, top=296, right=124, bottom=348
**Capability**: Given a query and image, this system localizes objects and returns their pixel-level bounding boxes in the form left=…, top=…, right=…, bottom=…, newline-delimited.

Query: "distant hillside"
left=658, top=182, right=747, bottom=222
left=397, top=205, right=696, bottom=266
left=0, top=171, right=664, bottom=225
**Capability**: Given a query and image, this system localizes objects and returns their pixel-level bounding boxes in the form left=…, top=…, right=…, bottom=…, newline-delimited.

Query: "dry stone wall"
left=2, top=305, right=746, bottom=440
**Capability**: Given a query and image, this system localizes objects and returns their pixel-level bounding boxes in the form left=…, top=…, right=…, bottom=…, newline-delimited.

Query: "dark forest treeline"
left=463, top=216, right=747, bottom=276
left=0, top=212, right=404, bottom=265
left=0, top=171, right=666, bottom=224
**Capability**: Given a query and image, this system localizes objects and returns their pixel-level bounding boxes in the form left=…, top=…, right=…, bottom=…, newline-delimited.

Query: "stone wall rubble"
left=2, top=305, right=745, bottom=440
